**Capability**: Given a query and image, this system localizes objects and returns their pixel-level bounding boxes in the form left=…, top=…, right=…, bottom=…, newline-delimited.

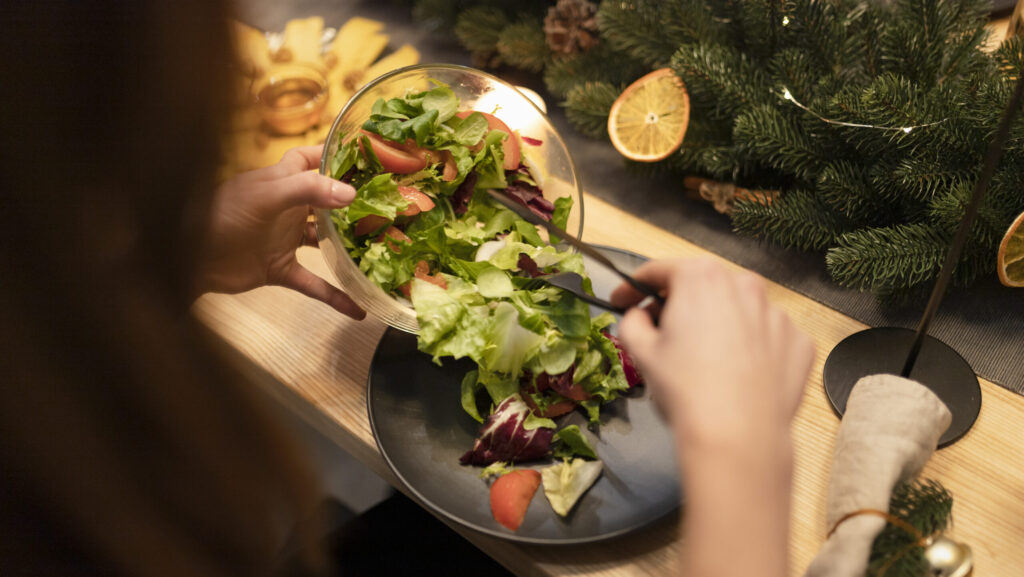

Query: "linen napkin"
left=804, top=374, right=952, bottom=577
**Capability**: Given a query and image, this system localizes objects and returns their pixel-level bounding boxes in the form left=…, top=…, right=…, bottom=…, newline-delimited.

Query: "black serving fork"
left=522, top=271, right=627, bottom=314
left=486, top=189, right=666, bottom=311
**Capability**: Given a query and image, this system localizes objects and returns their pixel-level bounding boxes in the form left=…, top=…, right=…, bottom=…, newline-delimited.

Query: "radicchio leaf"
left=538, top=367, right=589, bottom=401
left=452, top=170, right=476, bottom=215
left=501, top=173, right=555, bottom=221
left=605, top=332, right=645, bottom=388
left=460, top=394, right=554, bottom=466
left=517, top=253, right=544, bottom=278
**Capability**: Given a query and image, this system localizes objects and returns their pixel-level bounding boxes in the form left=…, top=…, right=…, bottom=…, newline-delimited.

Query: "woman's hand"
left=610, top=257, right=814, bottom=577
left=610, top=257, right=813, bottom=445
left=195, top=145, right=365, bottom=320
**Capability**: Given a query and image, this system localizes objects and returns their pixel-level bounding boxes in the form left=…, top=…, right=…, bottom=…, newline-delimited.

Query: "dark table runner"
left=242, top=0, right=1024, bottom=394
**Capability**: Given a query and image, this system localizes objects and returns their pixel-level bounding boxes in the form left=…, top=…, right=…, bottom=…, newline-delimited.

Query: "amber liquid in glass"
left=259, top=78, right=321, bottom=108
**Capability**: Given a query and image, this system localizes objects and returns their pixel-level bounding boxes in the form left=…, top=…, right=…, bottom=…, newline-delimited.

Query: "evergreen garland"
left=868, top=479, right=955, bottom=577
left=564, top=81, right=619, bottom=138
left=408, top=0, right=1024, bottom=297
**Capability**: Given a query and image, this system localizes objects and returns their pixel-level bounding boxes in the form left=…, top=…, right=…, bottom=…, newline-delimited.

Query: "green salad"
left=326, top=81, right=643, bottom=471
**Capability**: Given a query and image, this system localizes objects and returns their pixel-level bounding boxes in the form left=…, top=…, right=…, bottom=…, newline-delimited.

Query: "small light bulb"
left=783, top=88, right=793, bottom=100
left=903, top=127, right=913, bottom=134
left=782, top=16, right=790, bottom=26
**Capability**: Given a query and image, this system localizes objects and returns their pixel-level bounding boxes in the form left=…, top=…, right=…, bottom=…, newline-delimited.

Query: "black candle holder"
left=822, top=73, right=1024, bottom=448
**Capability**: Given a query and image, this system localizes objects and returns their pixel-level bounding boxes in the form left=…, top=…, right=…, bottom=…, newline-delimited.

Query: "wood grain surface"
left=194, top=193, right=1024, bottom=576
left=208, top=2, right=1022, bottom=572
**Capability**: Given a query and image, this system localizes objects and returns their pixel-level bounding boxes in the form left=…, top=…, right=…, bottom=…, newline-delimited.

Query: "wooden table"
left=195, top=192, right=1024, bottom=576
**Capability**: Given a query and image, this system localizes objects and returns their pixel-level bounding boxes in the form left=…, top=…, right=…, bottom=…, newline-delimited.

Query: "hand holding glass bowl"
left=315, top=64, right=584, bottom=332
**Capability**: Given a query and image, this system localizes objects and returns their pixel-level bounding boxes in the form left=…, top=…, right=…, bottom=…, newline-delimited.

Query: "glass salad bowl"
left=316, top=64, right=584, bottom=333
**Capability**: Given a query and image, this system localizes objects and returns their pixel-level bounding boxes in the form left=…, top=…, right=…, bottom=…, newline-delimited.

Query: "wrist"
left=677, top=417, right=794, bottom=476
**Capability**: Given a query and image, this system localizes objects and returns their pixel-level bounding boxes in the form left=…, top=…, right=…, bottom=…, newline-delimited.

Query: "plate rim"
left=365, top=244, right=682, bottom=545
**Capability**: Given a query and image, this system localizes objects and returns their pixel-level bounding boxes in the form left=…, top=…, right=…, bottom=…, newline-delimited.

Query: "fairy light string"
left=779, top=87, right=948, bottom=134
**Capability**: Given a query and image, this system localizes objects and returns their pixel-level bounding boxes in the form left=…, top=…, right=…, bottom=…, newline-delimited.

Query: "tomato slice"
left=377, top=226, right=411, bottom=253
left=353, top=214, right=390, bottom=237
left=456, top=111, right=521, bottom=170
left=441, top=150, right=458, bottom=182
left=399, top=260, right=448, bottom=297
left=358, top=131, right=428, bottom=174
left=414, top=260, right=447, bottom=289
left=397, top=185, right=435, bottom=216
left=490, top=469, right=541, bottom=531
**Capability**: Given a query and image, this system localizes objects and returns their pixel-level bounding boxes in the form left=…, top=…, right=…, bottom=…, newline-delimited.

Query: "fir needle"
left=901, top=73, right=1024, bottom=377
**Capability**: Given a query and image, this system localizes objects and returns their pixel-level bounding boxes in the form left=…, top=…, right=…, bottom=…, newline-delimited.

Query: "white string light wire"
left=780, top=88, right=947, bottom=134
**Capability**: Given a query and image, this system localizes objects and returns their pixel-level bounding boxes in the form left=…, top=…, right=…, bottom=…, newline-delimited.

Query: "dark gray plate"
left=367, top=246, right=681, bottom=544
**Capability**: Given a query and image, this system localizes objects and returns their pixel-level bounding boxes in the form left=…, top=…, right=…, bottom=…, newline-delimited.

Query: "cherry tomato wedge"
left=441, top=150, right=458, bottom=182
left=353, top=214, right=390, bottom=237
left=397, top=186, right=435, bottom=216
left=399, top=260, right=447, bottom=297
left=456, top=111, right=521, bottom=170
left=358, top=130, right=428, bottom=174
left=490, top=469, right=541, bottom=531
left=378, top=226, right=411, bottom=253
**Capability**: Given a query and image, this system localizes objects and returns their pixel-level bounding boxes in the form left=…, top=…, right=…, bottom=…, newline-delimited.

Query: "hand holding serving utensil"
left=487, top=189, right=666, bottom=311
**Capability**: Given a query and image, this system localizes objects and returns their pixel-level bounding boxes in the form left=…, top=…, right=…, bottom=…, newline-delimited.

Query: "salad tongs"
left=486, top=189, right=666, bottom=311
left=525, top=272, right=627, bottom=314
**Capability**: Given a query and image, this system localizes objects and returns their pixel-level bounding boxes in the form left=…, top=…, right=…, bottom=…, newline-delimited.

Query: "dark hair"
left=0, top=2, right=327, bottom=574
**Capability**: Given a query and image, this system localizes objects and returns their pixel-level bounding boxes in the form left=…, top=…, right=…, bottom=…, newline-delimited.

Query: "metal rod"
left=901, top=73, right=1024, bottom=376
left=486, top=189, right=666, bottom=305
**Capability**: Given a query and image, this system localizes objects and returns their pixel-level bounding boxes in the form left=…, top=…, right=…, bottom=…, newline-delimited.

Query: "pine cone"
left=544, top=0, right=600, bottom=55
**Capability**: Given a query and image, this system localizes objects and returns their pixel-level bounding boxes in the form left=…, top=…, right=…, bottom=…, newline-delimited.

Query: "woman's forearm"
left=678, top=430, right=794, bottom=577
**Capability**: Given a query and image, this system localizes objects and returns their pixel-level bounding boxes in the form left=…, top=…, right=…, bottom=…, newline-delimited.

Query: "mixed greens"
left=328, top=81, right=642, bottom=521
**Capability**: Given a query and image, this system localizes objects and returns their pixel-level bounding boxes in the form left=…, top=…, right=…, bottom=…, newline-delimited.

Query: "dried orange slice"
left=607, top=68, right=690, bottom=162
left=997, top=209, right=1024, bottom=287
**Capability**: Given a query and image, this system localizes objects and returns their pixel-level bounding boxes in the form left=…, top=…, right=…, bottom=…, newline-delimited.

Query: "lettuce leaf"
left=541, top=458, right=603, bottom=516
left=346, top=173, right=408, bottom=222
left=552, top=425, right=598, bottom=460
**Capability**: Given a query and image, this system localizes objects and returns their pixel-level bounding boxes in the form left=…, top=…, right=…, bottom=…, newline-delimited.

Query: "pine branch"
left=880, top=0, right=990, bottom=87
left=871, top=154, right=975, bottom=204
left=995, top=35, right=1024, bottom=80
left=497, top=19, right=550, bottom=73
left=732, top=189, right=848, bottom=250
left=455, top=6, right=509, bottom=67
left=544, top=44, right=647, bottom=98
left=839, top=2, right=886, bottom=84
left=768, top=48, right=827, bottom=106
left=564, top=81, right=620, bottom=139
left=675, top=143, right=742, bottom=179
left=670, top=43, right=773, bottom=120
left=734, top=105, right=823, bottom=181
left=818, top=160, right=900, bottom=224
left=735, top=0, right=784, bottom=63
left=597, top=0, right=728, bottom=67
left=826, top=223, right=950, bottom=291
left=825, top=74, right=946, bottom=160
left=778, top=0, right=849, bottom=74
left=929, top=175, right=1024, bottom=250
left=868, top=480, right=953, bottom=577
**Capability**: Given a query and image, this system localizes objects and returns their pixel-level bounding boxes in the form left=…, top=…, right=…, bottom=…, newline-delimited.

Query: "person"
left=612, top=259, right=814, bottom=577
left=0, top=1, right=813, bottom=575
left=0, top=2, right=507, bottom=575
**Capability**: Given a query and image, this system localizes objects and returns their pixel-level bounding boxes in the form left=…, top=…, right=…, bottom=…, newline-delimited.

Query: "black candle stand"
left=822, top=72, right=1024, bottom=448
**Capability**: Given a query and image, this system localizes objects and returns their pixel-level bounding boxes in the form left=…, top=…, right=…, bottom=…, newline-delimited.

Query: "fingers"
left=610, top=258, right=682, bottom=307
left=618, top=306, right=659, bottom=366
left=273, top=145, right=328, bottom=177
left=261, top=170, right=356, bottom=214
left=277, top=264, right=367, bottom=320
left=303, top=220, right=319, bottom=247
